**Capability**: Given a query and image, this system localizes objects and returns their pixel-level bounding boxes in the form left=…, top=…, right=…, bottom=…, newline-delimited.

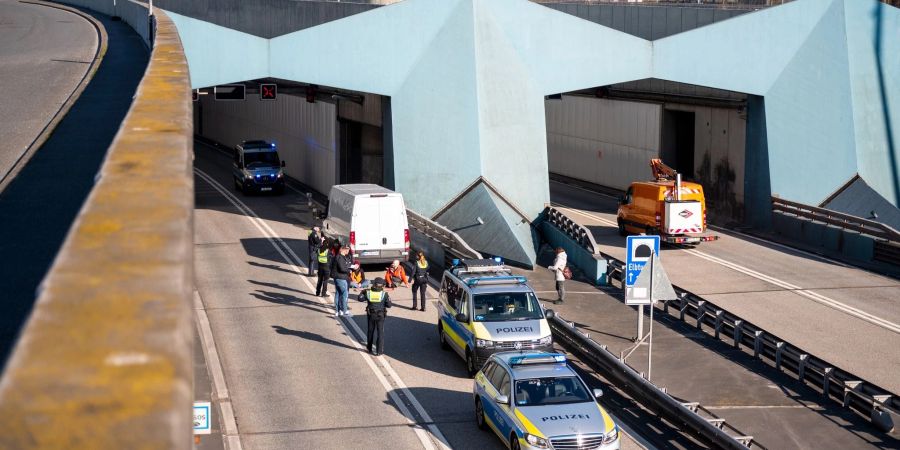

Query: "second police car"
left=474, top=352, right=620, bottom=450
left=437, top=259, right=556, bottom=376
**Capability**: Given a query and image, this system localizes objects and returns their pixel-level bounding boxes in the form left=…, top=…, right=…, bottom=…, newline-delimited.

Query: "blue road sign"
left=625, top=235, right=660, bottom=287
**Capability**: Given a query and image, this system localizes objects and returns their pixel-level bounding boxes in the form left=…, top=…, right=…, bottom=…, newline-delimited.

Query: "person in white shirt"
left=548, top=247, right=568, bottom=304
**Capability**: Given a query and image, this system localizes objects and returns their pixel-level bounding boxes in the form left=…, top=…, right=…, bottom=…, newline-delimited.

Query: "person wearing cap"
left=331, top=245, right=353, bottom=316
left=357, top=277, right=392, bottom=355
left=410, top=251, right=429, bottom=311
left=307, top=226, right=323, bottom=276
left=384, top=260, right=409, bottom=289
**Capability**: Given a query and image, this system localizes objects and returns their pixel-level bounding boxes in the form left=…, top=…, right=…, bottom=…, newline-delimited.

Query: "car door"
left=487, top=366, right=515, bottom=439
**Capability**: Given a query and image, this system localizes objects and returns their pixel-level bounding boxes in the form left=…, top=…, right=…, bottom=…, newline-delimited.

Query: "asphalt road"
left=0, top=8, right=147, bottom=365
left=0, top=0, right=97, bottom=186
left=192, top=143, right=645, bottom=450
left=548, top=179, right=900, bottom=396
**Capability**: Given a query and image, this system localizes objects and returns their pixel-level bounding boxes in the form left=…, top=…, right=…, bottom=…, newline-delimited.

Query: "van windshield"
left=472, top=292, right=544, bottom=322
left=244, top=151, right=280, bottom=168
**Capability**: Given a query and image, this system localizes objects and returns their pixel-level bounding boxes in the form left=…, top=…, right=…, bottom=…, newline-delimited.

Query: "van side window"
left=446, top=280, right=460, bottom=310
left=458, top=292, right=469, bottom=320
left=624, top=187, right=633, bottom=205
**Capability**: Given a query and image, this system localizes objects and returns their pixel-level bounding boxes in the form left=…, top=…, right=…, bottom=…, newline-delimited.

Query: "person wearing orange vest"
left=384, top=260, right=409, bottom=288
left=410, top=251, right=429, bottom=311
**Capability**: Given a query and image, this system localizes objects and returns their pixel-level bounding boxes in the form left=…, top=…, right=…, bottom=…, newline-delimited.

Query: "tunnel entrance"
left=192, top=79, right=392, bottom=197
left=662, top=109, right=696, bottom=179
left=545, top=78, right=752, bottom=224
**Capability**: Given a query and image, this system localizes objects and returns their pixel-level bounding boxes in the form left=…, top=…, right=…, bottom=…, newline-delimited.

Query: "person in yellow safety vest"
left=307, top=226, right=323, bottom=276
left=410, top=251, right=429, bottom=312
left=315, top=238, right=333, bottom=297
left=357, top=277, right=392, bottom=355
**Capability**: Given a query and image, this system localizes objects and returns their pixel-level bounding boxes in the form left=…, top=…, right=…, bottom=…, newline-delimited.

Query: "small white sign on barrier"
left=193, top=401, right=211, bottom=435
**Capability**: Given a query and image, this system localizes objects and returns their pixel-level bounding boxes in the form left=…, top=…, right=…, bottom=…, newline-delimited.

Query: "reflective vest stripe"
left=417, top=260, right=428, bottom=269
left=317, top=250, right=328, bottom=263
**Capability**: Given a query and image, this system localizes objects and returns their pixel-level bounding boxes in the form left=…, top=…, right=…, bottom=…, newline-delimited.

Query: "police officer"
left=357, top=277, right=392, bottom=355
left=315, top=237, right=332, bottom=297
left=411, top=251, right=429, bottom=312
left=307, top=227, right=323, bottom=276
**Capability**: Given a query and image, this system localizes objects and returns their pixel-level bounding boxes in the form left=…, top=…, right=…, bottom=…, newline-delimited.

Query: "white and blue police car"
left=473, top=352, right=619, bottom=450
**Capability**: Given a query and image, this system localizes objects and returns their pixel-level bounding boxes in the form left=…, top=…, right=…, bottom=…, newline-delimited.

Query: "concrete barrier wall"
left=59, top=0, right=151, bottom=47
left=772, top=212, right=877, bottom=264
left=0, top=5, right=195, bottom=449
left=540, top=221, right=609, bottom=285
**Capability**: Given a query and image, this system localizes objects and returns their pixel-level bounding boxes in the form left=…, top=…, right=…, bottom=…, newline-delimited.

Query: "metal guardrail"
left=0, top=4, right=195, bottom=448
left=407, top=208, right=482, bottom=260
left=549, top=315, right=760, bottom=449
left=545, top=205, right=601, bottom=255
left=772, top=197, right=900, bottom=244
left=602, top=259, right=900, bottom=434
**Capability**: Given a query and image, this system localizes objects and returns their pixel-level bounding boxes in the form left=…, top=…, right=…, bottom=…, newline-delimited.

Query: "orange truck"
left=616, top=159, right=718, bottom=245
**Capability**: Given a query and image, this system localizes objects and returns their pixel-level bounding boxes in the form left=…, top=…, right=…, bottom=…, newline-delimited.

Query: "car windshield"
left=472, top=292, right=543, bottom=322
left=244, top=151, right=280, bottom=168
left=515, top=377, right=592, bottom=407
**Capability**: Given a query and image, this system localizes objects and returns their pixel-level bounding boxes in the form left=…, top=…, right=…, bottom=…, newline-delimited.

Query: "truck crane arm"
left=649, top=158, right=678, bottom=181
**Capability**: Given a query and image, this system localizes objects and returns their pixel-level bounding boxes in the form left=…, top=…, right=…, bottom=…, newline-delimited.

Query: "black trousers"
left=316, top=271, right=330, bottom=296
left=412, top=280, right=427, bottom=310
left=367, top=310, right=386, bottom=353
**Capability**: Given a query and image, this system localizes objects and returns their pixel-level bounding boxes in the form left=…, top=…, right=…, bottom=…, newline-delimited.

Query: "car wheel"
left=617, top=219, right=626, bottom=237
left=510, top=433, right=521, bottom=450
left=438, top=323, right=451, bottom=351
left=475, top=398, right=487, bottom=431
left=465, top=349, right=477, bottom=378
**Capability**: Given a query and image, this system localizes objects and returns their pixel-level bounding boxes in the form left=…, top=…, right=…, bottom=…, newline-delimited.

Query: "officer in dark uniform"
left=357, top=277, right=392, bottom=355
left=411, top=251, right=429, bottom=312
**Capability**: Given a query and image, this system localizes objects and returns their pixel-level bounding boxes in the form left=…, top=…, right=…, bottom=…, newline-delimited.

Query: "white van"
left=323, top=184, right=410, bottom=264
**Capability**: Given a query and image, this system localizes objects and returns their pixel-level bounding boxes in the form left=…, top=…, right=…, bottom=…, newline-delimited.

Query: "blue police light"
left=255, top=174, right=260, bottom=178
left=452, top=258, right=460, bottom=266
left=493, top=256, right=502, bottom=264
left=508, top=353, right=567, bottom=366
left=271, top=142, right=276, bottom=148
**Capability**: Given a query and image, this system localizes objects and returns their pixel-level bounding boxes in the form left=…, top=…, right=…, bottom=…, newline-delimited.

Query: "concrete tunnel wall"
left=165, top=0, right=900, bottom=265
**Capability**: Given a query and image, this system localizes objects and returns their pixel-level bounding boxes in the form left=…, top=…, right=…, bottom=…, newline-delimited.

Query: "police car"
left=437, top=259, right=555, bottom=377
left=473, top=352, right=619, bottom=450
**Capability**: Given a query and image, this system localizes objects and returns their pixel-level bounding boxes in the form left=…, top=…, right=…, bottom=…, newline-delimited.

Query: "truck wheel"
left=617, top=219, right=626, bottom=237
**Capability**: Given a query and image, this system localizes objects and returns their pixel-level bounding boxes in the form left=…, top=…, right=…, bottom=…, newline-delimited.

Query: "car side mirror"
left=544, top=308, right=555, bottom=319
left=281, top=160, right=286, bottom=167
left=455, top=313, right=468, bottom=323
left=494, top=394, right=509, bottom=405
left=593, top=388, right=603, bottom=399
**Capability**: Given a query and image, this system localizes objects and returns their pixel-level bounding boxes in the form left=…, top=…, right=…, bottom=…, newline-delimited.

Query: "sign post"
left=625, top=235, right=660, bottom=339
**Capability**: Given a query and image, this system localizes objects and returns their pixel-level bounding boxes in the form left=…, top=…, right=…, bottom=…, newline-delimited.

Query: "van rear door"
left=379, top=195, right=407, bottom=249
left=351, top=196, right=380, bottom=251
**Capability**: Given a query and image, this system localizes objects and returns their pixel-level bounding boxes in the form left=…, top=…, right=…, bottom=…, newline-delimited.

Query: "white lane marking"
left=194, top=291, right=243, bottom=450
left=194, top=168, right=450, bottom=450
left=551, top=204, right=900, bottom=335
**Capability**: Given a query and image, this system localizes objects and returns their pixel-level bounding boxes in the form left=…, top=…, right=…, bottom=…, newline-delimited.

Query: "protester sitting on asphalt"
left=384, top=260, right=409, bottom=288
left=349, top=263, right=371, bottom=290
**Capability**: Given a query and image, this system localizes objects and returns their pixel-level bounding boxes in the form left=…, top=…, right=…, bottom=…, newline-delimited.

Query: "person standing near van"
left=331, top=245, right=353, bottom=316
left=548, top=247, right=568, bottom=304
left=307, top=227, right=323, bottom=276
left=411, top=252, right=429, bottom=311
left=357, top=277, right=392, bottom=355
left=316, top=238, right=332, bottom=297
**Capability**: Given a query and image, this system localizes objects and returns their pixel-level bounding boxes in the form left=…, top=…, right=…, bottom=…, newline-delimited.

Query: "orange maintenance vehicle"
left=616, top=159, right=718, bottom=245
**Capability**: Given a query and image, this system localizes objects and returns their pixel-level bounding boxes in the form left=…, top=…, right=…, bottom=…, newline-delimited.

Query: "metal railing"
left=407, top=208, right=482, bottom=260
left=549, top=315, right=761, bottom=449
left=545, top=205, right=601, bottom=255
left=601, top=257, right=900, bottom=433
left=772, top=197, right=900, bottom=244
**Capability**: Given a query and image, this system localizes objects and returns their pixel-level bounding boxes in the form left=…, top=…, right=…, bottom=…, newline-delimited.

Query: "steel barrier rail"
left=772, top=196, right=900, bottom=244
left=549, top=315, right=759, bottom=449
left=545, top=205, right=601, bottom=255
left=0, top=4, right=195, bottom=449
left=602, top=249, right=900, bottom=433
left=407, top=208, right=483, bottom=260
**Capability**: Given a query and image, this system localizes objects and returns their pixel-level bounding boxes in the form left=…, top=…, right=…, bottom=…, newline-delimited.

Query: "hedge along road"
left=0, top=5, right=148, bottom=364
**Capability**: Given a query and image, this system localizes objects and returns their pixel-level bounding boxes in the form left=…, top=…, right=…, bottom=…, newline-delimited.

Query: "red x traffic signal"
left=260, top=83, right=277, bottom=101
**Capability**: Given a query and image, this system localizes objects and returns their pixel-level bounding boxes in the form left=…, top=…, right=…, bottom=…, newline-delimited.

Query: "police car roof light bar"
left=466, top=275, right=527, bottom=286
left=508, top=353, right=567, bottom=366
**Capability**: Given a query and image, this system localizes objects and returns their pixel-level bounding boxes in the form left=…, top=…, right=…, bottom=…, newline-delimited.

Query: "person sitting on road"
left=350, top=263, right=370, bottom=290
left=384, top=260, right=409, bottom=288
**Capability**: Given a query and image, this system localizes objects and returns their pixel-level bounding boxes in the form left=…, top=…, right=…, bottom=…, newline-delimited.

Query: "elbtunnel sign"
left=625, top=235, right=660, bottom=287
